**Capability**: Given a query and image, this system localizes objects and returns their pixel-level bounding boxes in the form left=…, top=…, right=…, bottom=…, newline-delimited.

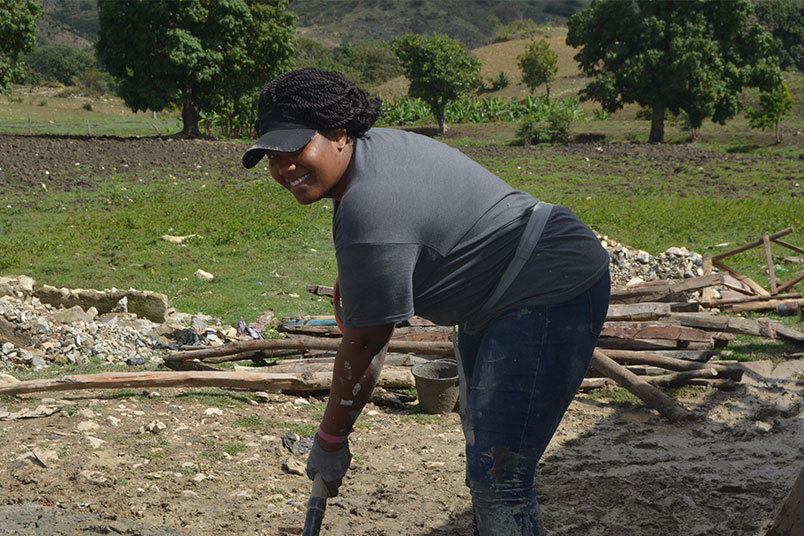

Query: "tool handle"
left=302, top=474, right=329, bottom=536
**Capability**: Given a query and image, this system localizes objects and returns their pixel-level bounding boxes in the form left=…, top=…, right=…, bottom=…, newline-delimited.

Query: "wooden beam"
left=775, top=271, right=804, bottom=294
left=764, top=234, right=778, bottom=293
left=590, top=350, right=695, bottom=422
left=708, top=293, right=802, bottom=306
left=701, top=254, right=714, bottom=304
left=0, top=368, right=417, bottom=396
left=169, top=337, right=454, bottom=362
left=771, top=238, right=804, bottom=256
left=712, top=227, right=793, bottom=261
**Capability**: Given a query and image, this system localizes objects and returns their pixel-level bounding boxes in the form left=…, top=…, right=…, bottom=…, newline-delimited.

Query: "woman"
left=242, top=67, right=610, bottom=535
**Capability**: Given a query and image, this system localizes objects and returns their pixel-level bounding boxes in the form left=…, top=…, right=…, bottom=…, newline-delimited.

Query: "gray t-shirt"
left=333, top=128, right=609, bottom=329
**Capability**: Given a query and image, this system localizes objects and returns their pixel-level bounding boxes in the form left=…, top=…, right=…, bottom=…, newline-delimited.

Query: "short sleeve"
left=336, top=243, right=421, bottom=328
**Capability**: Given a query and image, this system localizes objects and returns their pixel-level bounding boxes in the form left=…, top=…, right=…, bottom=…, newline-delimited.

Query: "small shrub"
left=518, top=109, right=573, bottom=145
left=38, top=99, right=47, bottom=107
left=82, top=103, right=93, bottom=111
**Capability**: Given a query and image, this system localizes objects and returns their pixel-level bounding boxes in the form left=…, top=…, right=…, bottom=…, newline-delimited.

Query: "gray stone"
left=50, top=305, right=94, bottom=324
left=35, top=285, right=169, bottom=323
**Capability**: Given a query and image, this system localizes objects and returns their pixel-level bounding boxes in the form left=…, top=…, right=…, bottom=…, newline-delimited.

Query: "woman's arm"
left=318, top=322, right=395, bottom=451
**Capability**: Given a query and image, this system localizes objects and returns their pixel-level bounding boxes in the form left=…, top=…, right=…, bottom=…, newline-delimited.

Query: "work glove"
left=306, top=433, right=352, bottom=497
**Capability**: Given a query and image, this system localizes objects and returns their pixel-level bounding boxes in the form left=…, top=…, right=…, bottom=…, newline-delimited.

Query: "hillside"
left=34, top=0, right=588, bottom=50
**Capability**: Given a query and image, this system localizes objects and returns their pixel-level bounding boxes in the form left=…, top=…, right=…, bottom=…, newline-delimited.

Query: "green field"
left=1, top=84, right=803, bottom=337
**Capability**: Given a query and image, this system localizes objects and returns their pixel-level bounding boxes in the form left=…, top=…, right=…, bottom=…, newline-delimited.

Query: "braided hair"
left=257, top=68, right=383, bottom=138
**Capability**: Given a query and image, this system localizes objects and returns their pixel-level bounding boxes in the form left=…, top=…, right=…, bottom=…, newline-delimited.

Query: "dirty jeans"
left=456, top=271, right=610, bottom=535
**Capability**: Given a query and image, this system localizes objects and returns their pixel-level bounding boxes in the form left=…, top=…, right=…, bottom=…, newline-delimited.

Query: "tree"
left=24, top=44, right=96, bottom=86
left=391, top=33, right=481, bottom=135
left=0, top=0, right=43, bottom=93
left=517, top=38, right=558, bottom=100
left=745, top=81, right=793, bottom=143
left=96, top=0, right=295, bottom=137
left=567, top=0, right=782, bottom=143
left=755, top=0, right=804, bottom=72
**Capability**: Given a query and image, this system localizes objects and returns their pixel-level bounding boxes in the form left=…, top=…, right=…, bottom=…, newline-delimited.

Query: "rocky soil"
left=1, top=134, right=803, bottom=535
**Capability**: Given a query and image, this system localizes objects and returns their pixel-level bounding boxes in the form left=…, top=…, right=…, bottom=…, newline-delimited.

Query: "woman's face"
left=267, top=129, right=352, bottom=205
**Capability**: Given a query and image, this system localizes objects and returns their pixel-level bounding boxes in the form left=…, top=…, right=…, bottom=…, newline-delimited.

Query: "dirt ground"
left=1, top=134, right=803, bottom=535
left=0, top=364, right=802, bottom=536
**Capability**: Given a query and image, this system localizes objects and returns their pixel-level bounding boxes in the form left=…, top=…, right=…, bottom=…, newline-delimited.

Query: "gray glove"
left=306, top=434, right=352, bottom=497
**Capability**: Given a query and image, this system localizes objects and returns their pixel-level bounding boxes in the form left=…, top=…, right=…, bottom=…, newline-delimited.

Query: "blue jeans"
left=456, top=271, right=610, bottom=535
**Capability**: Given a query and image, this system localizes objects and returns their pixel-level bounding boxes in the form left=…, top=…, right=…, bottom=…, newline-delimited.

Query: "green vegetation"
left=518, top=39, right=559, bottom=100
left=96, top=0, right=295, bottom=137
left=174, top=389, right=257, bottom=408
left=392, top=33, right=482, bottom=135
left=22, top=44, right=96, bottom=86
left=0, top=0, right=43, bottom=92
left=567, top=0, right=783, bottom=143
left=755, top=0, right=804, bottom=72
left=746, top=82, right=794, bottom=143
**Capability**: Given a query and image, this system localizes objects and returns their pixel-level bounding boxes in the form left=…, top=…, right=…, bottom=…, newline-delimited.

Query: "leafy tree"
left=391, top=33, right=481, bottom=135
left=336, top=40, right=403, bottom=86
left=745, top=82, right=793, bottom=143
left=517, top=38, right=558, bottom=100
left=754, top=0, right=804, bottom=72
left=23, top=44, right=96, bottom=86
left=96, top=0, right=295, bottom=137
left=567, top=0, right=782, bottom=143
left=0, top=0, right=43, bottom=93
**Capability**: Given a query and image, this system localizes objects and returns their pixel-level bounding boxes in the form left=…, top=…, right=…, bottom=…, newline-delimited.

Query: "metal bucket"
left=411, top=360, right=459, bottom=414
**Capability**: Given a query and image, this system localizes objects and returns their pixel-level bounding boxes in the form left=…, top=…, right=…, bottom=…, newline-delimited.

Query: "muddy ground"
left=1, top=134, right=803, bottom=535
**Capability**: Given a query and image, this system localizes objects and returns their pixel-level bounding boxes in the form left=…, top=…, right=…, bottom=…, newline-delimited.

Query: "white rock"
left=194, top=269, right=214, bottom=281
left=204, top=407, right=223, bottom=416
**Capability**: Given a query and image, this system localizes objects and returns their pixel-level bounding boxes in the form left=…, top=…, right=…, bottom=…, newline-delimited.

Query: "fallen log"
left=590, top=350, right=695, bottom=422
left=0, top=368, right=416, bottom=396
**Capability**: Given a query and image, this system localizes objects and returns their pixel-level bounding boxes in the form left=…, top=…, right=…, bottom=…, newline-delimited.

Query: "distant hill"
left=291, top=0, right=588, bottom=48
left=35, top=0, right=587, bottom=50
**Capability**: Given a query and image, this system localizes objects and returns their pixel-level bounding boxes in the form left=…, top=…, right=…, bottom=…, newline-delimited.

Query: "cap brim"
left=242, top=128, right=317, bottom=168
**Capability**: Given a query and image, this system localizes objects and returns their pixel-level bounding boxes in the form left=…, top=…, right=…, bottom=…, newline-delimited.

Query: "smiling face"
left=267, top=129, right=353, bottom=205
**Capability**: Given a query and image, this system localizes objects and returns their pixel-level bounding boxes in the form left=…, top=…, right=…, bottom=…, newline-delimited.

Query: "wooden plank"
left=600, top=321, right=713, bottom=342
left=764, top=234, right=778, bottom=293
left=727, top=298, right=804, bottom=314
left=168, top=337, right=454, bottom=362
left=596, top=338, right=686, bottom=351
left=0, top=369, right=416, bottom=396
left=713, top=259, right=770, bottom=296
left=606, top=302, right=672, bottom=321
left=709, top=292, right=802, bottom=306
left=701, top=254, right=714, bottom=304
left=610, top=274, right=724, bottom=304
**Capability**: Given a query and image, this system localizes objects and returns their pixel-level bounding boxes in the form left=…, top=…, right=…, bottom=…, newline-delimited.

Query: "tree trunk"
left=545, top=84, right=551, bottom=102
left=180, top=87, right=201, bottom=137
left=649, top=101, right=665, bottom=143
left=437, top=105, right=448, bottom=135
left=766, top=465, right=804, bottom=536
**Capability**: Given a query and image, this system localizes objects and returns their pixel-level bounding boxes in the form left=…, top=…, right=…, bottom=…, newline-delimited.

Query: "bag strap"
left=463, top=201, right=554, bottom=335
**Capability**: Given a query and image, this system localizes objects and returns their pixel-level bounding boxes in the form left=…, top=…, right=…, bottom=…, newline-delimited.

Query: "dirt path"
left=0, top=362, right=801, bottom=536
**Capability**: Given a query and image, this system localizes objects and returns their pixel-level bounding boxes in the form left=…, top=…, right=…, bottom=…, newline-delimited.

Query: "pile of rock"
left=597, top=233, right=705, bottom=288
left=1, top=234, right=709, bottom=373
left=0, top=276, right=225, bottom=373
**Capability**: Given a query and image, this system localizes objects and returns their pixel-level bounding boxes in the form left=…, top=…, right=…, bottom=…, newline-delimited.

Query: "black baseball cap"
left=242, top=107, right=317, bottom=169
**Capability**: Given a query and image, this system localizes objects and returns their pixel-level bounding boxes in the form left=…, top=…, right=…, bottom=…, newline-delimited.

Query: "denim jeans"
left=456, top=271, right=610, bottom=535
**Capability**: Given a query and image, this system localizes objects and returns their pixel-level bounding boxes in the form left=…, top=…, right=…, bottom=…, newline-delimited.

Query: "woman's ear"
left=323, top=128, right=349, bottom=150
